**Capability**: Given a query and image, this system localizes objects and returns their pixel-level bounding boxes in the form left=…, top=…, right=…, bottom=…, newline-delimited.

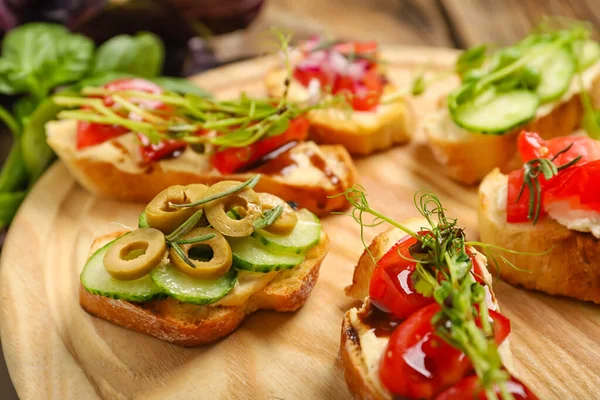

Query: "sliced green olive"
left=169, top=227, right=232, bottom=279
left=103, top=228, right=167, bottom=280
left=205, top=181, right=262, bottom=237
left=145, top=184, right=208, bottom=234
left=258, top=193, right=298, bottom=235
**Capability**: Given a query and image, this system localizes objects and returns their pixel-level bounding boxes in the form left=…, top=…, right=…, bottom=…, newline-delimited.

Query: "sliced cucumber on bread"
left=150, top=265, right=237, bottom=305
left=451, top=90, right=539, bottom=134
left=229, top=236, right=306, bottom=272
left=81, top=238, right=164, bottom=302
left=253, top=209, right=321, bottom=254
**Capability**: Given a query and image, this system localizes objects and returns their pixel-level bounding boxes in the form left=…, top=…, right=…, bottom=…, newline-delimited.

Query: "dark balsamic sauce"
left=357, top=302, right=402, bottom=338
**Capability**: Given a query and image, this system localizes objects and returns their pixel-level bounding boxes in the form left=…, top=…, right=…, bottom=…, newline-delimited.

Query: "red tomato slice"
left=76, top=121, right=129, bottom=150
left=137, top=133, right=187, bottom=164
left=333, top=40, right=378, bottom=56
left=211, top=117, right=310, bottom=174
left=76, top=78, right=167, bottom=150
left=544, top=159, right=600, bottom=212
left=517, top=131, right=600, bottom=165
left=293, top=67, right=331, bottom=88
left=369, top=234, right=433, bottom=319
left=333, top=69, right=384, bottom=111
left=380, top=303, right=510, bottom=399
left=435, top=374, right=539, bottom=400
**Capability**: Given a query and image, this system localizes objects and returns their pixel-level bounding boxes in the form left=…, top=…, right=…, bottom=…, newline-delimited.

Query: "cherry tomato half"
left=379, top=303, right=511, bottom=399
left=369, top=234, right=433, bottom=320
left=543, top=159, right=600, bottom=212
left=435, top=374, right=539, bottom=400
left=211, top=117, right=310, bottom=174
left=333, top=69, right=384, bottom=111
left=517, top=130, right=600, bottom=165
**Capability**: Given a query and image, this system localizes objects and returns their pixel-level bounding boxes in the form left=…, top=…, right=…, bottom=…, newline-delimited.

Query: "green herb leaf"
left=93, top=32, right=164, bottom=78
left=455, top=45, right=487, bottom=77
left=0, top=23, right=94, bottom=98
left=266, top=116, right=290, bottom=137
left=150, top=77, right=212, bottom=98
left=413, top=274, right=435, bottom=297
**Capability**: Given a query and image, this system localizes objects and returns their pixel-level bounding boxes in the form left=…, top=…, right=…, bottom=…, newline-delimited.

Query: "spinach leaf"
left=0, top=23, right=94, bottom=99
left=150, top=76, right=212, bottom=98
left=92, top=32, right=164, bottom=78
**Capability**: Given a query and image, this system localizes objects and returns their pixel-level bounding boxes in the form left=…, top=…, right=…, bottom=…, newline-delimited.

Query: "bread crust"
left=80, top=230, right=330, bottom=347
left=340, top=312, right=390, bottom=400
left=425, top=69, right=600, bottom=185
left=58, top=144, right=358, bottom=217
left=265, top=68, right=414, bottom=155
left=479, top=169, right=600, bottom=303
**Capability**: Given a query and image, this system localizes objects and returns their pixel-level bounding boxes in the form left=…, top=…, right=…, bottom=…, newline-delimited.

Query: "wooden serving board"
left=1, top=46, right=599, bottom=400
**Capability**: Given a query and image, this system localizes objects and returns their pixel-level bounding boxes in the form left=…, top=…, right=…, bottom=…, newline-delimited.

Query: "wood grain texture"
left=248, top=0, right=455, bottom=49
left=0, top=46, right=599, bottom=400
left=440, top=0, right=600, bottom=47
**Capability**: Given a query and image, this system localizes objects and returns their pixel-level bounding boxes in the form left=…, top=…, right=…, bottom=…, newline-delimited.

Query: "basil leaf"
left=150, top=76, right=212, bottom=98
left=455, top=45, right=487, bottom=78
left=93, top=32, right=164, bottom=78
left=0, top=23, right=94, bottom=98
left=13, top=96, right=39, bottom=128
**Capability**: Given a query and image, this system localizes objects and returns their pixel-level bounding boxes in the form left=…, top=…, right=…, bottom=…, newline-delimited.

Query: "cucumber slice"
left=576, top=40, right=600, bottom=70
left=229, top=236, right=305, bottom=273
left=528, top=44, right=575, bottom=103
left=452, top=90, right=539, bottom=134
left=253, top=209, right=321, bottom=254
left=138, top=211, right=149, bottom=229
left=150, top=264, right=237, bottom=305
left=80, top=237, right=164, bottom=302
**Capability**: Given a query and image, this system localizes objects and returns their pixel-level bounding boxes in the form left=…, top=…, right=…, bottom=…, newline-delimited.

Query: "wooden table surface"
left=1, top=1, right=599, bottom=399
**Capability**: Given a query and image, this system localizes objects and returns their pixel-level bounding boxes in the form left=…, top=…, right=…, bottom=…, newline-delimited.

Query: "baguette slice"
left=424, top=61, right=600, bottom=185
left=80, top=228, right=330, bottom=347
left=47, top=120, right=358, bottom=217
left=479, top=169, right=600, bottom=303
left=340, top=220, right=512, bottom=400
left=265, top=68, right=414, bottom=155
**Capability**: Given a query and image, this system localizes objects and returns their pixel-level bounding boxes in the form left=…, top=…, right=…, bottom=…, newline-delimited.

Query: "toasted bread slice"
left=479, top=169, right=600, bottom=303
left=80, top=228, right=330, bottom=347
left=265, top=68, right=414, bottom=155
left=46, top=120, right=358, bottom=216
left=340, top=221, right=512, bottom=400
left=423, top=62, right=600, bottom=185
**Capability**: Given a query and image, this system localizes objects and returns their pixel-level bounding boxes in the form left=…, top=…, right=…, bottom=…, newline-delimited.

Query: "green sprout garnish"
left=332, top=187, right=549, bottom=400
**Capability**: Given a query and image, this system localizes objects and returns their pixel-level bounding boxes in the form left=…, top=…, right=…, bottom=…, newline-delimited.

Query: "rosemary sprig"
left=253, top=205, right=284, bottom=230
left=516, top=143, right=582, bottom=224
left=169, top=175, right=260, bottom=209
left=335, top=187, right=524, bottom=400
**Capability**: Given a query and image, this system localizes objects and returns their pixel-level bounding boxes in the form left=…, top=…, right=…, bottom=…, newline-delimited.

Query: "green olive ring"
left=258, top=193, right=298, bottom=235
left=205, top=181, right=262, bottom=237
left=103, top=228, right=167, bottom=280
left=169, top=227, right=232, bottom=279
left=145, top=184, right=208, bottom=234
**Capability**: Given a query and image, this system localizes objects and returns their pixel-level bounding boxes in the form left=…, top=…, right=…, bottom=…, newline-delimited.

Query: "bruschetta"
left=265, top=39, right=414, bottom=155
left=479, top=131, right=600, bottom=303
left=423, top=26, right=600, bottom=185
left=79, top=177, right=329, bottom=346
left=48, top=78, right=358, bottom=216
left=338, top=190, right=538, bottom=399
